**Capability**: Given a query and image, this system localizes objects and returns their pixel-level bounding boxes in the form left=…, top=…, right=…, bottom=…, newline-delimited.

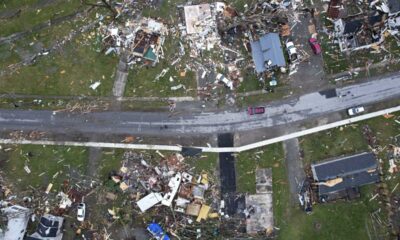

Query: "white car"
left=347, top=106, right=365, bottom=116
left=216, top=73, right=234, bottom=90
left=77, top=203, right=86, bottom=222
left=286, top=41, right=298, bottom=63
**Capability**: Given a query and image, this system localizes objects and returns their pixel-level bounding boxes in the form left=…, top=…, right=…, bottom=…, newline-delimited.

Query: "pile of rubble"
left=110, top=151, right=220, bottom=228
left=178, top=2, right=225, bottom=56
left=98, top=17, right=168, bottom=66
left=0, top=175, right=99, bottom=239
left=326, top=0, right=400, bottom=52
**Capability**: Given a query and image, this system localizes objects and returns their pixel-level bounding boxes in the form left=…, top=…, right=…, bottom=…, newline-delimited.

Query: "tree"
left=81, top=0, right=118, bottom=17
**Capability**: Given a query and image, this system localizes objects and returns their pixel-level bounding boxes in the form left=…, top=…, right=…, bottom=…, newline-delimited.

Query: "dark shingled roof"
left=311, top=152, right=379, bottom=195
left=318, top=171, right=379, bottom=194
left=388, top=0, right=400, bottom=15
left=343, top=19, right=363, bottom=34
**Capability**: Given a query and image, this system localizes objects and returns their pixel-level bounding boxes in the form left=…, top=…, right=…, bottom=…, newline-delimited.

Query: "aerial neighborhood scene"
left=1, top=0, right=400, bottom=239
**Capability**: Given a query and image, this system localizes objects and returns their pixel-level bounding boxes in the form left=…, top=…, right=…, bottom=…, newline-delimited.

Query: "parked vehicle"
left=216, top=73, right=234, bottom=90
left=308, top=37, right=321, bottom=54
left=77, top=203, right=86, bottom=222
left=285, top=41, right=298, bottom=62
left=347, top=106, right=365, bottom=116
left=247, top=106, right=265, bottom=115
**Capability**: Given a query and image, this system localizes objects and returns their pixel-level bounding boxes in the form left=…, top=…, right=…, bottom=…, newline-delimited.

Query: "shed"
left=250, top=33, right=286, bottom=73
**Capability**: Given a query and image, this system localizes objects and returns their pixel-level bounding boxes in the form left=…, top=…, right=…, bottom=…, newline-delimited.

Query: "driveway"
left=289, top=10, right=328, bottom=94
left=283, top=138, right=306, bottom=205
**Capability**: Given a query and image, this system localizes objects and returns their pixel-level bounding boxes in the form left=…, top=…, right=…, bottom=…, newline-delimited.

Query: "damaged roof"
left=250, top=33, right=286, bottom=73
left=327, top=0, right=342, bottom=19
left=311, top=152, right=379, bottom=195
left=343, top=19, right=363, bottom=34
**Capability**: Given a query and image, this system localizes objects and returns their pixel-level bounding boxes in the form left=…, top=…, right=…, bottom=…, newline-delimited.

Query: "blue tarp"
left=250, top=33, right=286, bottom=73
left=147, top=223, right=171, bottom=240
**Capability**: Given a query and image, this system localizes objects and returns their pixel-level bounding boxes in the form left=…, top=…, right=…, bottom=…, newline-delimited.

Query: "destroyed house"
left=333, top=13, right=385, bottom=52
left=132, top=30, right=161, bottom=62
left=246, top=169, right=274, bottom=235
left=311, top=152, right=379, bottom=202
left=0, top=205, right=32, bottom=240
left=26, top=214, right=64, bottom=240
left=250, top=33, right=286, bottom=73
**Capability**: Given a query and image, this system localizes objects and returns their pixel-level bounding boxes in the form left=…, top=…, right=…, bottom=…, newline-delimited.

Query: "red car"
left=309, top=37, right=321, bottom=54
left=247, top=106, right=265, bottom=115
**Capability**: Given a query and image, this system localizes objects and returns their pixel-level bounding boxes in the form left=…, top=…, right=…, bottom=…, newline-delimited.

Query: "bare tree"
left=81, top=0, right=118, bottom=17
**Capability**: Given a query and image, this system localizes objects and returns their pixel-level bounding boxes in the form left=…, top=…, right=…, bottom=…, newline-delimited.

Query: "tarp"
left=147, top=223, right=171, bottom=240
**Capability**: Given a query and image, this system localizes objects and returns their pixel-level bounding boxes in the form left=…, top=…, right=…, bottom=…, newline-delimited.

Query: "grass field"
left=0, top=0, right=82, bottom=37
left=1, top=144, right=88, bottom=191
left=300, top=124, right=369, bottom=164
left=278, top=186, right=381, bottom=240
left=0, top=2, right=118, bottom=97
left=0, top=33, right=118, bottom=96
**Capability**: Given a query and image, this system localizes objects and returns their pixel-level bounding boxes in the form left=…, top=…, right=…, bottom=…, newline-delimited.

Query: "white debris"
left=89, top=81, right=101, bottom=90
left=161, top=173, right=181, bottom=207
left=24, top=166, right=31, bottom=174
left=136, top=192, right=163, bottom=212
left=171, top=84, right=186, bottom=91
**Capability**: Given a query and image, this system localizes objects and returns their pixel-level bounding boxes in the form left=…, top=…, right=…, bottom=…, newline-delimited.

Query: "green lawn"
left=236, top=70, right=263, bottom=93
left=278, top=187, right=381, bottom=240
left=2, top=144, right=88, bottom=191
left=236, top=86, right=290, bottom=107
left=185, top=152, right=219, bottom=175
left=300, top=124, right=369, bottom=164
left=0, top=0, right=39, bottom=9
left=0, top=0, right=83, bottom=37
left=98, top=148, right=125, bottom=179
left=0, top=33, right=118, bottom=96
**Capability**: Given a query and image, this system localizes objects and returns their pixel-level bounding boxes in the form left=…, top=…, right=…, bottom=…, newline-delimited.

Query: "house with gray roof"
left=311, top=152, right=380, bottom=202
left=250, top=33, right=286, bottom=74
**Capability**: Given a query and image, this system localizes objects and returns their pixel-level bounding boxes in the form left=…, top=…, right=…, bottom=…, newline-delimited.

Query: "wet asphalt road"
left=0, top=73, right=399, bottom=137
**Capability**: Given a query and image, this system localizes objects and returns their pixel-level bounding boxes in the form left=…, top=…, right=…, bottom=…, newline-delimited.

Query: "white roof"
left=0, top=205, right=32, bottom=240
left=136, top=192, right=163, bottom=212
